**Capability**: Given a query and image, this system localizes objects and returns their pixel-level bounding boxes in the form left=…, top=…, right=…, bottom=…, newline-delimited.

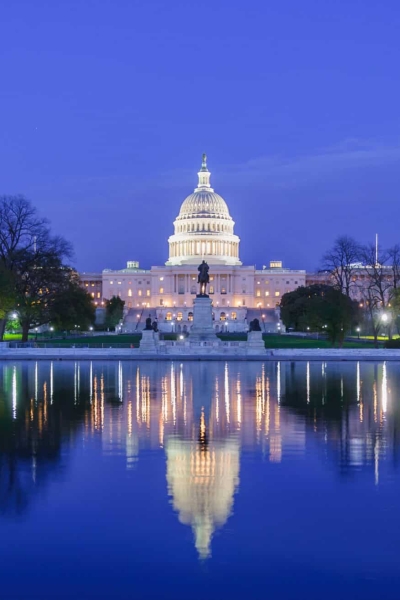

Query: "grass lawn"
left=4, top=332, right=381, bottom=350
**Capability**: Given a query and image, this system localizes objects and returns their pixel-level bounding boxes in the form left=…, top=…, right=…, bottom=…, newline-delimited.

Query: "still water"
left=0, top=359, right=400, bottom=600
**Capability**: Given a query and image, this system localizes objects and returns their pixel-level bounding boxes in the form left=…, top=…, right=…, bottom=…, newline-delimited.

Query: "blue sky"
left=1, top=0, right=400, bottom=271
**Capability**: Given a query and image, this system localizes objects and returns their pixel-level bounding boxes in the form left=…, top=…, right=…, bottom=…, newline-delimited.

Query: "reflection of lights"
left=306, top=362, right=310, bottom=405
left=357, top=362, right=363, bottom=422
left=215, top=377, right=219, bottom=423
left=89, top=361, right=93, bottom=404
left=50, top=361, right=54, bottom=405
left=171, top=363, right=176, bottom=425
left=118, top=361, right=123, bottom=402
left=236, top=376, right=241, bottom=426
left=374, top=439, right=380, bottom=486
left=224, top=363, right=230, bottom=423
left=382, top=362, right=388, bottom=414
left=12, top=365, right=17, bottom=420
left=277, top=362, right=281, bottom=404
left=35, top=361, right=38, bottom=405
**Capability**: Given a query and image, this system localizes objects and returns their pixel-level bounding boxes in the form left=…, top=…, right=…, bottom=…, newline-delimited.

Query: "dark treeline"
left=0, top=195, right=95, bottom=341
left=281, top=235, right=400, bottom=346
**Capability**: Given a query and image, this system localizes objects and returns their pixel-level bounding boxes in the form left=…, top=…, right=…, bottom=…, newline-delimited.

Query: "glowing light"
left=382, top=361, right=388, bottom=414
left=12, top=365, right=17, bottom=419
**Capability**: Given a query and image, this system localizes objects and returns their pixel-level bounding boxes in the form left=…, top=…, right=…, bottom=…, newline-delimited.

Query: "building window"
left=146, top=290, right=150, bottom=297
left=295, top=281, right=298, bottom=284
left=91, top=283, right=95, bottom=287
left=166, top=312, right=172, bottom=321
left=110, top=281, right=113, bottom=284
left=159, top=287, right=164, bottom=294
left=177, top=312, right=183, bottom=321
left=286, top=281, right=289, bottom=284
left=221, top=287, right=226, bottom=294
left=91, top=292, right=95, bottom=298
left=97, top=292, right=100, bottom=298
left=128, top=289, right=132, bottom=297
left=209, top=286, right=214, bottom=294
left=127, top=301, right=132, bottom=308
left=85, top=283, right=88, bottom=287
left=138, top=290, right=142, bottom=296
left=188, top=312, right=193, bottom=321
left=264, top=280, right=269, bottom=284
left=220, top=312, right=226, bottom=321
left=275, top=291, right=280, bottom=297
left=265, top=291, right=270, bottom=297
left=118, top=281, right=122, bottom=285
left=160, top=299, right=164, bottom=306
left=191, top=286, right=196, bottom=294
left=231, top=311, right=237, bottom=320
left=256, top=289, right=261, bottom=297
left=159, top=277, right=164, bottom=281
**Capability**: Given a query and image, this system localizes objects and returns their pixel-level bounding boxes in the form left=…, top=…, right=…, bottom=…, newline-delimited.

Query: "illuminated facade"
left=79, top=156, right=306, bottom=332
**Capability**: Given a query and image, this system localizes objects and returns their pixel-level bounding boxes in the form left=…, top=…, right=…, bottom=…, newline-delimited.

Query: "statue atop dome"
left=197, top=260, right=210, bottom=296
left=201, top=153, right=208, bottom=171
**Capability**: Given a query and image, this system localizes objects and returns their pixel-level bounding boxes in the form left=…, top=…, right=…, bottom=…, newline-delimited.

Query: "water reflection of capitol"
left=1, top=360, right=399, bottom=557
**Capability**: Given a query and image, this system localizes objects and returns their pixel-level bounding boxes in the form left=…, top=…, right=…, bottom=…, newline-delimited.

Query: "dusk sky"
left=1, top=0, right=400, bottom=273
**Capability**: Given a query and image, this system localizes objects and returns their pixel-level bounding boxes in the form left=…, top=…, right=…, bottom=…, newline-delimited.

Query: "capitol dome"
left=166, top=155, right=241, bottom=266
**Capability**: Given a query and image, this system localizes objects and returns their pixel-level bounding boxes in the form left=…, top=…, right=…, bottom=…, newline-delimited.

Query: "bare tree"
left=322, top=235, right=361, bottom=297
left=387, top=244, right=400, bottom=290
left=358, top=244, right=394, bottom=344
left=0, top=196, right=73, bottom=341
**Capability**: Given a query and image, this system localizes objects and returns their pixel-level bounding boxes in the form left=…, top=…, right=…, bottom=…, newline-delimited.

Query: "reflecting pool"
left=1, top=360, right=400, bottom=599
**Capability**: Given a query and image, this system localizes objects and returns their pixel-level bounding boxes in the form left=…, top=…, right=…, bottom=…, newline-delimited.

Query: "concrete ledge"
left=0, top=348, right=399, bottom=362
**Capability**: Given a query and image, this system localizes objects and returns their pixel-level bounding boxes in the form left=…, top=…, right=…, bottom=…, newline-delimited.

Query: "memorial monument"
left=188, top=261, right=220, bottom=343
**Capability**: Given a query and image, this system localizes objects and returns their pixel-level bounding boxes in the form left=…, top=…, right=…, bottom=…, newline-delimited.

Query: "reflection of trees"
left=281, top=361, right=400, bottom=477
left=0, top=362, right=91, bottom=515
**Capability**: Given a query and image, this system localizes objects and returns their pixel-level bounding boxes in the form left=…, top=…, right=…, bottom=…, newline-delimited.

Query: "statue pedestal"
left=189, top=297, right=219, bottom=342
left=139, top=330, right=159, bottom=354
left=247, top=331, right=265, bottom=355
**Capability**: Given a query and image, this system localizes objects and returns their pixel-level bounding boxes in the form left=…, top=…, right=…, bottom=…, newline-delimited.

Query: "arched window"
left=231, top=311, right=237, bottom=320
left=177, top=312, right=183, bottom=321
left=188, top=312, right=194, bottom=321
left=166, top=312, right=172, bottom=321
left=220, top=312, right=226, bottom=321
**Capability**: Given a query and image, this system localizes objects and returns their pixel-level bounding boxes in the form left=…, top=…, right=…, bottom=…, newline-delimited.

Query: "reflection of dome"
left=166, top=434, right=240, bottom=559
left=166, top=154, right=241, bottom=266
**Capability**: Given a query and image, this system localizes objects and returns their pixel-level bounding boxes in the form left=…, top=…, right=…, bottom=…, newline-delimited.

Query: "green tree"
left=0, top=267, right=17, bottom=339
left=104, top=296, right=125, bottom=330
left=281, top=284, right=360, bottom=346
left=50, top=273, right=96, bottom=331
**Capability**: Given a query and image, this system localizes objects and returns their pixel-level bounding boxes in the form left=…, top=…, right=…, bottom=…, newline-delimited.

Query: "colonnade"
left=169, top=239, right=239, bottom=259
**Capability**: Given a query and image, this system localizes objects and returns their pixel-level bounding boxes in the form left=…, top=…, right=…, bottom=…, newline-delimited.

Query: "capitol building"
left=80, top=155, right=306, bottom=332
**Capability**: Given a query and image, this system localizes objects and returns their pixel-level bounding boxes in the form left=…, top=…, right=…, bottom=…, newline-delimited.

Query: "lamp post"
left=381, top=312, right=389, bottom=337
left=50, top=326, right=54, bottom=339
left=262, top=314, right=266, bottom=332
left=356, top=326, right=360, bottom=340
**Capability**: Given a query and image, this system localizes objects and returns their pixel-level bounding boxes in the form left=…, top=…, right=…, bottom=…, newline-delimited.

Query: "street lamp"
left=356, top=326, right=360, bottom=339
left=381, top=312, right=389, bottom=337
left=50, top=326, right=54, bottom=339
